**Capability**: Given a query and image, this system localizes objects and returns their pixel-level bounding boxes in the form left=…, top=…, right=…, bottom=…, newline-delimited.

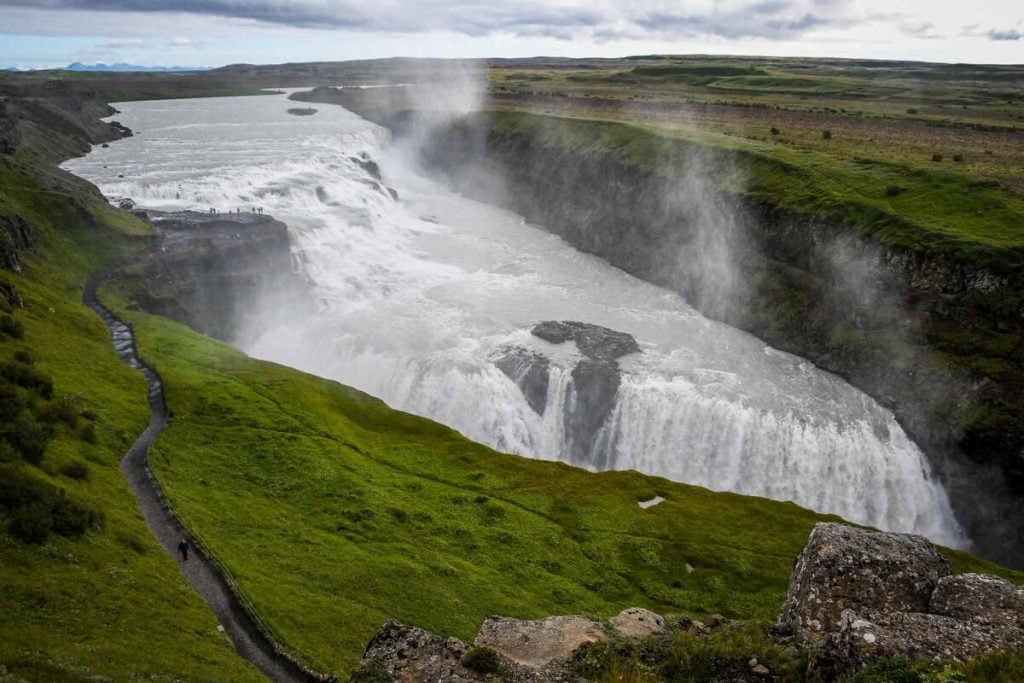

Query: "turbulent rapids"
left=65, top=92, right=966, bottom=546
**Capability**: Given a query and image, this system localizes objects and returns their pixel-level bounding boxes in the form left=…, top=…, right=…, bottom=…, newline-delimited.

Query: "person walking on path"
left=178, top=537, right=190, bottom=562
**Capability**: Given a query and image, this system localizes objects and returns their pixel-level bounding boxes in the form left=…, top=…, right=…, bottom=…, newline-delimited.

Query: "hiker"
left=178, top=537, right=190, bottom=561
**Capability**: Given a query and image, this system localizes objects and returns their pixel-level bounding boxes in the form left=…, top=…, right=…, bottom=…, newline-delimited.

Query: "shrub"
left=953, top=154, right=964, bottom=162
left=962, top=651, right=1024, bottom=682
left=906, top=108, right=919, bottom=114
left=350, top=658, right=393, bottom=683
left=852, top=656, right=922, bottom=682
left=38, top=399, right=79, bottom=427
left=50, top=494, right=101, bottom=536
left=0, top=382, right=24, bottom=422
left=932, top=153, right=944, bottom=162
left=9, top=502, right=54, bottom=543
left=0, top=315, right=23, bottom=339
left=0, top=362, right=53, bottom=398
left=770, top=127, right=780, bottom=135
left=0, top=440, right=17, bottom=463
left=886, top=185, right=906, bottom=197
left=822, top=129, right=833, bottom=139
left=79, top=422, right=97, bottom=444
left=463, top=647, right=501, bottom=674
left=0, top=465, right=100, bottom=542
left=13, top=350, right=32, bottom=365
left=2, top=415, right=53, bottom=464
left=60, top=461, right=90, bottom=481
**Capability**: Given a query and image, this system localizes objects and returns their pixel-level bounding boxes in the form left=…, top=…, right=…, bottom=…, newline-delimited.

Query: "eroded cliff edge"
left=299, top=87, right=1024, bottom=568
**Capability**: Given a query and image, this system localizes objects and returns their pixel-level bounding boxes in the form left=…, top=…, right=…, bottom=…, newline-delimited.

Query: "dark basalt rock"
left=0, top=214, right=37, bottom=273
left=779, top=523, right=1024, bottom=681
left=495, top=321, right=639, bottom=467
left=531, top=321, right=640, bottom=467
left=350, top=153, right=382, bottom=182
left=532, top=320, right=641, bottom=361
left=495, top=347, right=550, bottom=416
left=133, top=210, right=312, bottom=343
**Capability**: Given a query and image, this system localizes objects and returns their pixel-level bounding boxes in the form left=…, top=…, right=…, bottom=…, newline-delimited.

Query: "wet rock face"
left=495, top=321, right=640, bottom=468
left=134, top=210, right=311, bottom=342
left=779, top=523, right=1024, bottom=681
left=494, top=348, right=550, bottom=416
left=531, top=320, right=641, bottom=360
left=0, top=214, right=37, bottom=273
left=0, top=97, right=20, bottom=155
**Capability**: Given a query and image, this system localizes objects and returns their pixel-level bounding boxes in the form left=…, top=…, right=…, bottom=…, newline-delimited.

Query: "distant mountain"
left=61, top=62, right=212, bottom=73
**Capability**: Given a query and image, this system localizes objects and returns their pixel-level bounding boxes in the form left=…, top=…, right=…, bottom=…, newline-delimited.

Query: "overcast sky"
left=0, top=0, right=1020, bottom=69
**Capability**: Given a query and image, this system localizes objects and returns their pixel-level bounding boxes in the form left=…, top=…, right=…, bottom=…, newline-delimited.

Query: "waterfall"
left=64, top=91, right=967, bottom=548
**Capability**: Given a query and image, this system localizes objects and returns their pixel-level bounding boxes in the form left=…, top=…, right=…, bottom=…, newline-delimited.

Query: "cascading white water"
left=64, top=91, right=966, bottom=547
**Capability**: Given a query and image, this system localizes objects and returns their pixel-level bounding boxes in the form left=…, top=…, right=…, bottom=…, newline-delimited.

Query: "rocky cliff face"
left=496, top=321, right=641, bottom=468
left=778, top=523, right=1024, bottom=681
left=130, top=211, right=311, bottom=343
left=340, top=106, right=1024, bottom=568
left=0, top=80, right=132, bottom=163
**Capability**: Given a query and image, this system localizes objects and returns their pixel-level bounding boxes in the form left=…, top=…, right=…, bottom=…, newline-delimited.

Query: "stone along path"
left=84, top=270, right=315, bottom=683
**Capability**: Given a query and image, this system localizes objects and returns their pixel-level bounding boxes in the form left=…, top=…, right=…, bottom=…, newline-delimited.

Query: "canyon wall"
left=304, top=89, right=1024, bottom=566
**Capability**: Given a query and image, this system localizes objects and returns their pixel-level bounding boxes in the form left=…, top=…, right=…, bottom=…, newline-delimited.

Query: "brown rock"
left=474, top=615, right=604, bottom=668
left=610, top=607, right=665, bottom=639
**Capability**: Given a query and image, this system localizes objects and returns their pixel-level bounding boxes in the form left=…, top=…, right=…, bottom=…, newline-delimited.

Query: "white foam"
left=64, top=93, right=967, bottom=548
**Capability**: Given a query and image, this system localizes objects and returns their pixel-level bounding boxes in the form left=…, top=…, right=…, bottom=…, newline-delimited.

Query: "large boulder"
left=809, top=609, right=1022, bottom=681
left=353, top=620, right=475, bottom=682
left=610, top=607, right=665, bottom=639
left=474, top=614, right=604, bottom=669
left=929, top=573, right=1024, bottom=629
left=779, top=523, right=1024, bottom=681
left=778, top=522, right=949, bottom=645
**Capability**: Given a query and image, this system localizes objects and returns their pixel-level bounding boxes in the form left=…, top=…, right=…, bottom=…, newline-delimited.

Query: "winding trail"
left=84, top=269, right=315, bottom=683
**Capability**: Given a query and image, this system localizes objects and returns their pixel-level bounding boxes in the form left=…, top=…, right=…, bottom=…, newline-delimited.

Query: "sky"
left=0, top=0, right=1020, bottom=69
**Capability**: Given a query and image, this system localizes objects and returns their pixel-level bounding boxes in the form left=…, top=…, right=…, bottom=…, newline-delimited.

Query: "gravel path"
left=84, top=270, right=316, bottom=683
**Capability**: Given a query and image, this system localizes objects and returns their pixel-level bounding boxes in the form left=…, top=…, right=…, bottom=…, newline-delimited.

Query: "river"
left=63, top=91, right=966, bottom=546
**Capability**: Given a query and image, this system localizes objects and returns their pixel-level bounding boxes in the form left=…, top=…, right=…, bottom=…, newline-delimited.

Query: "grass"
left=483, top=111, right=1024, bottom=263
left=95, top=286, right=1018, bottom=678
left=3, top=60, right=1023, bottom=679
left=0, top=160, right=262, bottom=680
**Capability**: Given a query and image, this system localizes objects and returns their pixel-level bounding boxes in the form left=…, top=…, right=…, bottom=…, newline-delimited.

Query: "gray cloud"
left=988, top=28, right=1021, bottom=41
left=0, top=0, right=859, bottom=41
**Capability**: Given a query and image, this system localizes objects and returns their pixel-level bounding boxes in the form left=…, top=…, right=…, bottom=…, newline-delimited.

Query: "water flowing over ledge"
left=64, top=92, right=966, bottom=548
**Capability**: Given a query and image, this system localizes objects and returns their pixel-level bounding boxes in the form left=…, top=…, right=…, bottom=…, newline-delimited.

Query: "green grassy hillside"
left=484, top=110, right=1024, bottom=266
left=2, top=66, right=1023, bottom=681
left=100, top=278, right=1019, bottom=677
left=0, top=161, right=262, bottom=681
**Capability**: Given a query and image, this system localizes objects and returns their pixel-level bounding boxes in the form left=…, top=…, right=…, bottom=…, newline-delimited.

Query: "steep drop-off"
left=301, top=88, right=1024, bottom=567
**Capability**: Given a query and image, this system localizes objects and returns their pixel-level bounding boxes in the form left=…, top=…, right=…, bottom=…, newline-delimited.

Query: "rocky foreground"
left=779, top=523, right=1024, bottom=680
left=350, top=523, right=1024, bottom=682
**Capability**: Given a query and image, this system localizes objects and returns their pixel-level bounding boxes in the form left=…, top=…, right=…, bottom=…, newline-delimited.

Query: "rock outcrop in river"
left=131, top=210, right=311, bottom=343
left=305, top=87, right=1024, bottom=568
left=496, top=321, right=640, bottom=467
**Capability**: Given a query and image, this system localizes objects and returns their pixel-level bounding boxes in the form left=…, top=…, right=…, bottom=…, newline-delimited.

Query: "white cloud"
left=95, top=37, right=146, bottom=48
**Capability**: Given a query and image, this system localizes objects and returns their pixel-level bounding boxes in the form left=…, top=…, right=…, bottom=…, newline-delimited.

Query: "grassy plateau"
left=1, top=56, right=1023, bottom=680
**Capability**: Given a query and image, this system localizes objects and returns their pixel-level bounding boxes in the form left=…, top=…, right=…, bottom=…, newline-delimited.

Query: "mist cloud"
left=0, top=0, right=862, bottom=41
